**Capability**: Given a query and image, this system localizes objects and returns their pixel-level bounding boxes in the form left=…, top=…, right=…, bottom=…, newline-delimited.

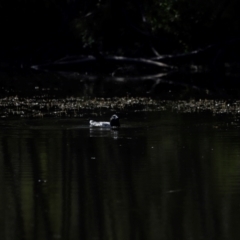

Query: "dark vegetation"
left=1, top=0, right=240, bottom=98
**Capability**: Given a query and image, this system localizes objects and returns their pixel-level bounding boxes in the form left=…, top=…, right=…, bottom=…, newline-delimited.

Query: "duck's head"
left=110, top=114, right=120, bottom=127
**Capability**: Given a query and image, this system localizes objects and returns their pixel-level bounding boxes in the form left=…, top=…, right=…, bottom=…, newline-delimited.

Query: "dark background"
left=1, top=0, right=240, bottom=98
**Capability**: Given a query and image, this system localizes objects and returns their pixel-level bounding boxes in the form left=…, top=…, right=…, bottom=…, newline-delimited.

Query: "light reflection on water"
left=0, top=112, right=240, bottom=240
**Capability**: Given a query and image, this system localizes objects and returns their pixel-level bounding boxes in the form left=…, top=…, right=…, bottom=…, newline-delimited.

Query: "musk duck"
left=89, top=114, right=120, bottom=128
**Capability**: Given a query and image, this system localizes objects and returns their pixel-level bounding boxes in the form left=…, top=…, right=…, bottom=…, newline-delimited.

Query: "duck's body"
left=89, top=120, right=111, bottom=128
left=89, top=115, right=120, bottom=128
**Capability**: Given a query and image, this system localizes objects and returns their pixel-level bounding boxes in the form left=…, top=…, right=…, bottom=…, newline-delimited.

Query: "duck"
left=89, top=114, right=120, bottom=128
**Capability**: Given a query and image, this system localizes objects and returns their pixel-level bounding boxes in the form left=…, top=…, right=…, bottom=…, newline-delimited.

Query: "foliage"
left=0, top=0, right=240, bottom=58
left=72, top=0, right=240, bottom=54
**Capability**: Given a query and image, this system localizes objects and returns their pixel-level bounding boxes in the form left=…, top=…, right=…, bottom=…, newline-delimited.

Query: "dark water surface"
left=0, top=112, right=240, bottom=240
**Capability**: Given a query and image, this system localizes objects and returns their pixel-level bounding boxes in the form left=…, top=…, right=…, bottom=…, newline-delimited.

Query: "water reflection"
left=89, top=128, right=119, bottom=139
left=0, top=112, right=240, bottom=240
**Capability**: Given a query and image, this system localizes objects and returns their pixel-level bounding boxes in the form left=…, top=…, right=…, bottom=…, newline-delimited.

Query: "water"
left=0, top=112, right=240, bottom=240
